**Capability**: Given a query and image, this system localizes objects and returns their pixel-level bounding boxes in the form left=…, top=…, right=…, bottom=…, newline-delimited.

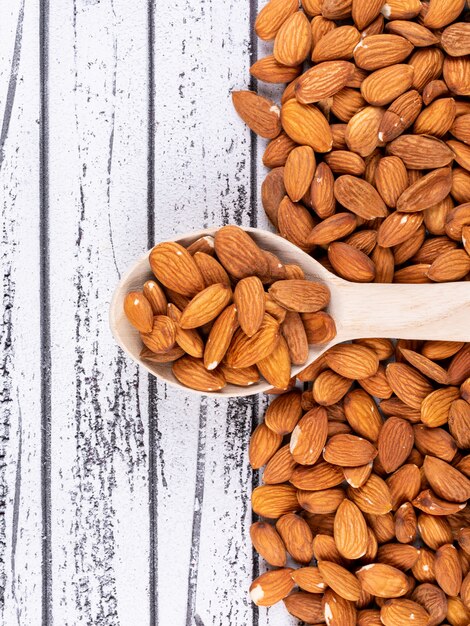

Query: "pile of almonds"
left=233, top=0, right=470, bottom=284
left=123, top=226, right=335, bottom=392
left=249, top=339, right=470, bottom=625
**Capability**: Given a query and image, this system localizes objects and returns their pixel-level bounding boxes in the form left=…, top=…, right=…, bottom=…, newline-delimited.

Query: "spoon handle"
left=331, top=281, right=470, bottom=342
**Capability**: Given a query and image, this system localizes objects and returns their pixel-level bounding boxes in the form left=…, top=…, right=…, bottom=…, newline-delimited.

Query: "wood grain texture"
left=46, top=0, right=150, bottom=623
left=0, top=1, right=43, bottom=623
left=150, top=0, right=267, bottom=623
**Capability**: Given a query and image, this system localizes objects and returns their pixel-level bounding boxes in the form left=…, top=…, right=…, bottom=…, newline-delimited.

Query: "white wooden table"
left=0, top=1, right=299, bottom=624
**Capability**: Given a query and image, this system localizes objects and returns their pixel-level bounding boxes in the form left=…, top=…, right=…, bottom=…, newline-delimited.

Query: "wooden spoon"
left=109, top=226, right=470, bottom=397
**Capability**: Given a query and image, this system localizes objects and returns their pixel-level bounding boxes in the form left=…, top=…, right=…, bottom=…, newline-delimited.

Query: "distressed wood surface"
left=0, top=0, right=299, bottom=624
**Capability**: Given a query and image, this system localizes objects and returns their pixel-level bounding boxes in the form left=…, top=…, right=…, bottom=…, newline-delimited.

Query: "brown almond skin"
left=234, top=276, right=265, bottom=338
left=269, top=279, right=330, bottom=313
left=172, top=356, right=226, bottom=392
left=250, top=522, right=286, bottom=567
left=214, top=225, right=269, bottom=280
left=124, top=291, right=154, bottom=333
left=149, top=241, right=206, bottom=297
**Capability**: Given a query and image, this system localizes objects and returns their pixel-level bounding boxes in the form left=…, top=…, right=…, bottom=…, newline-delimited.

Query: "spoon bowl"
left=110, top=226, right=470, bottom=397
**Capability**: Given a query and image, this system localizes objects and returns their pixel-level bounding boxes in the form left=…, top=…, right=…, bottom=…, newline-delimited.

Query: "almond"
left=399, top=348, right=449, bottom=384
left=356, top=563, right=409, bottom=598
left=302, top=311, right=338, bottom=345
left=354, top=35, right=413, bottom=71
left=385, top=362, right=433, bottom=408
left=278, top=195, right=317, bottom=252
left=281, top=99, right=333, bottom=152
left=284, top=145, right=316, bottom=202
left=413, top=424, right=457, bottom=462
left=423, top=455, right=470, bottom=503
left=274, top=11, right=312, bottom=66
left=255, top=0, right=299, bottom=40
left=290, top=406, right=328, bottom=465
left=257, top=335, right=292, bottom=389
left=292, top=566, right=327, bottom=593
left=311, top=25, right=361, bottom=62
left=290, top=461, right=344, bottom=490
left=324, top=150, right=366, bottom=173
left=282, top=311, right=309, bottom=365
left=328, top=242, right=376, bottom=282
left=252, top=483, right=299, bottom=518
left=193, top=251, right=231, bottom=288
left=449, top=399, right=470, bottom=448
left=307, top=212, right=358, bottom=245
left=203, top=304, right=239, bottom=370
left=420, top=386, right=460, bottom=427
left=317, top=561, right=362, bottom=601
left=297, top=488, right=346, bottom=514
left=427, top=248, right=470, bottom=281
left=375, top=156, right=409, bottom=208
left=377, top=212, right=424, bottom=247
left=219, top=363, right=259, bottom=386
left=310, top=162, right=336, bottom=218
left=232, top=90, right=281, bottom=138
left=380, top=0, right=422, bottom=20
left=276, top=513, right=314, bottom=563
left=378, top=542, right=419, bottom=569
left=263, top=132, right=297, bottom=168
left=387, top=134, right=454, bottom=169
left=412, top=488, right=467, bottom=515
left=249, top=568, right=295, bottom=606
left=411, top=583, right=447, bottom=626
left=334, top=175, right=388, bottom=219
left=214, top=225, right=269, bottom=279
left=380, top=599, right=430, bottom=626
left=324, top=433, right=378, bottom=467
left=313, top=370, right=352, bottom=406
left=265, top=390, right=302, bottom=435
left=234, top=276, right=265, bottom=337
left=269, top=279, right=331, bottom=312
left=385, top=20, right=439, bottom=47
left=344, top=463, right=373, bottom=488
left=179, top=283, right=232, bottom=329
left=409, top=47, right=445, bottom=92
left=422, top=79, right=450, bottom=105
left=423, top=0, right=467, bottom=29
left=435, top=543, right=462, bottom=596
left=143, top=280, right=168, bottom=315
left=361, top=64, right=414, bottom=106
left=322, top=588, right=357, bottom=625
left=352, top=0, right=384, bottom=29
left=344, top=389, right=383, bottom=441
left=263, top=444, right=297, bottom=484
left=441, top=22, right=470, bottom=57
left=334, top=499, right=369, bottom=559
left=345, top=106, right=385, bottom=157
left=249, top=422, right=283, bottom=469
left=140, top=344, right=184, bottom=363
left=149, top=241, right=205, bottom=297
left=172, top=355, right=225, bottom=392
left=124, top=291, right=154, bottom=333
left=414, top=98, right=456, bottom=137
left=324, top=343, right=379, bottom=379
left=295, top=61, right=355, bottom=103
left=250, top=521, right=286, bottom=567
left=283, top=592, right=324, bottom=622
left=378, top=417, right=414, bottom=473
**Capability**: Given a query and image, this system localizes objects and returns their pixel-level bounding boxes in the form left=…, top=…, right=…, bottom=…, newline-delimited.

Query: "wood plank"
left=0, top=1, right=43, bottom=623
left=150, top=0, right=274, bottom=623
left=46, top=0, right=151, bottom=622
